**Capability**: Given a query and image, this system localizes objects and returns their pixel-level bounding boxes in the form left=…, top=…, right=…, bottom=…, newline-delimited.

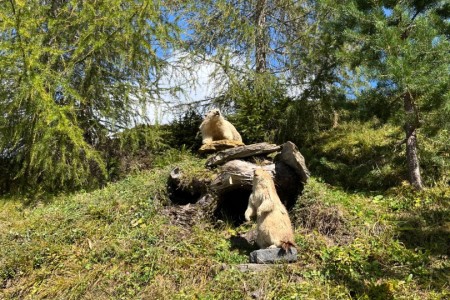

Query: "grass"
left=306, top=121, right=405, bottom=190
left=1, top=151, right=449, bottom=299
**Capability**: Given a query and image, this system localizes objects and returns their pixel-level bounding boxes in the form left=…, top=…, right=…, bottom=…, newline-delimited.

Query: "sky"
left=145, top=53, right=220, bottom=124
left=160, top=67, right=214, bottom=123
left=149, top=50, right=251, bottom=124
left=147, top=5, right=397, bottom=124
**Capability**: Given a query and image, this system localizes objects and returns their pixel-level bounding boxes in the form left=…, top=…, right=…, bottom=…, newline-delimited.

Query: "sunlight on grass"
left=1, top=152, right=449, bottom=299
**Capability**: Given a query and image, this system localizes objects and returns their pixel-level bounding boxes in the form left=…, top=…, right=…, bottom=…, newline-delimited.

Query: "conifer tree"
left=0, top=0, right=181, bottom=193
left=181, top=0, right=345, bottom=143
left=340, top=0, right=450, bottom=189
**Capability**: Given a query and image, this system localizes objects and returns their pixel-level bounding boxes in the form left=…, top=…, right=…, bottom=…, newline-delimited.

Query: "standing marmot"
left=245, top=169, right=296, bottom=250
left=199, top=109, right=242, bottom=144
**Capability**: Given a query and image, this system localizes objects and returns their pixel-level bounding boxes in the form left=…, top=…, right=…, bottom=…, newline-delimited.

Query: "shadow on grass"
left=229, top=234, right=258, bottom=257
left=396, top=207, right=450, bottom=256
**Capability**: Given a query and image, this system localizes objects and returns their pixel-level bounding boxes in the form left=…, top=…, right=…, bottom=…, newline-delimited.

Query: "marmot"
left=199, top=109, right=242, bottom=144
left=245, top=169, right=296, bottom=250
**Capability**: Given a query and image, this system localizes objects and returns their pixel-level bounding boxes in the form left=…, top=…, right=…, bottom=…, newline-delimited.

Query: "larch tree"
left=0, top=0, right=182, bottom=193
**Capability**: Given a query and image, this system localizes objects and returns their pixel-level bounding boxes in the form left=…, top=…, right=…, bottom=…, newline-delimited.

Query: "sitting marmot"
left=199, top=109, right=242, bottom=144
left=245, top=169, right=296, bottom=250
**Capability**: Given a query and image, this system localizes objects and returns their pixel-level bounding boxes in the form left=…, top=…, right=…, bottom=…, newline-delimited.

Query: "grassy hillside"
left=1, top=151, right=449, bottom=299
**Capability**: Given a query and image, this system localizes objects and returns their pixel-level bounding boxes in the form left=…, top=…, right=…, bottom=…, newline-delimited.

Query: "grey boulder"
left=249, top=247, right=297, bottom=264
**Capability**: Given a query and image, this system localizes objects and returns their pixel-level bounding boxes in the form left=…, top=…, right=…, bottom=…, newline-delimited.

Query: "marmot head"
left=253, top=169, right=273, bottom=184
left=205, top=108, right=221, bottom=119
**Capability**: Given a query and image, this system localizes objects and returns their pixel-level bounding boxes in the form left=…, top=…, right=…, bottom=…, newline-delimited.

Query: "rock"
left=276, top=141, right=310, bottom=183
left=199, top=140, right=245, bottom=154
left=210, top=160, right=275, bottom=192
left=230, top=229, right=257, bottom=250
left=206, top=142, right=281, bottom=167
left=249, top=247, right=298, bottom=264
left=236, top=263, right=271, bottom=272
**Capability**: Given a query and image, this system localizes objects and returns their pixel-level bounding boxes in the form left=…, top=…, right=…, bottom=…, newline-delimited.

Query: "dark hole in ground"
left=167, top=167, right=209, bottom=205
left=274, top=162, right=304, bottom=210
left=167, top=180, right=202, bottom=205
left=214, top=189, right=252, bottom=226
left=212, top=166, right=304, bottom=227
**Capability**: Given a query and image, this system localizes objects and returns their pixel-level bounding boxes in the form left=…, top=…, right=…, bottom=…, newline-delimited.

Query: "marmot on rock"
left=245, top=169, right=297, bottom=251
left=199, top=109, right=242, bottom=144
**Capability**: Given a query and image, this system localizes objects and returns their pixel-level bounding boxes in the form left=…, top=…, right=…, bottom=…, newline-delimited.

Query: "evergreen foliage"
left=183, top=0, right=347, bottom=145
left=221, top=73, right=291, bottom=144
left=0, top=0, right=180, bottom=193
left=166, top=109, right=203, bottom=150
left=1, top=0, right=448, bottom=193
left=337, top=0, right=450, bottom=188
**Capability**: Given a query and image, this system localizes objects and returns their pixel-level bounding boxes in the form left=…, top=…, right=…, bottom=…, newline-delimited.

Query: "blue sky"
left=382, top=7, right=393, bottom=17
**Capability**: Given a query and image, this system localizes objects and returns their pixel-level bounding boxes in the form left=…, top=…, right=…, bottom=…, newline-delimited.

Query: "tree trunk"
left=403, top=91, right=424, bottom=190
left=255, top=0, right=267, bottom=73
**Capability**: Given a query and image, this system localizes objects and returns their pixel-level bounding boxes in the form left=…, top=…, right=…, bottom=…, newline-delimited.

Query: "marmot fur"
left=245, top=169, right=296, bottom=250
left=199, top=109, right=242, bottom=144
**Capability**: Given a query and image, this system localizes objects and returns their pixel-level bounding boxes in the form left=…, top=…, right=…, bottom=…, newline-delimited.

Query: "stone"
left=199, top=140, right=245, bottom=154
left=236, top=263, right=271, bottom=272
left=206, top=142, right=281, bottom=167
left=230, top=229, right=257, bottom=250
left=249, top=247, right=298, bottom=264
left=275, top=141, right=310, bottom=183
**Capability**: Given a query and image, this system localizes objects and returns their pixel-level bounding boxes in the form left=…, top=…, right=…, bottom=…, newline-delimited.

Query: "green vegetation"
left=0, top=0, right=181, bottom=193
left=2, top=0, right=449, bottom=193
left=1, top=152, right=448, bottom=299
left=305, top=120, right=405, bottom=190
left=1, top=0, right=449, bottom=298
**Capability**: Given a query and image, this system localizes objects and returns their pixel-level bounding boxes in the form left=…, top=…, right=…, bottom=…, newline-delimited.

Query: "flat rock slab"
left=249, top=247, right=298, bottom=264
left=206, top=142, right=281, bottom=167
left=236, top=263, right=271, bottom=272
left=199, top=140, right=245, bottom=154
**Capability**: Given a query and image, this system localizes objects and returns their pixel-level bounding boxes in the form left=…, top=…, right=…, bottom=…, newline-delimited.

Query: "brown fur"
left=199, top=109, right=242, bottom=144
left=245, top=169, right=297, bottom=250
